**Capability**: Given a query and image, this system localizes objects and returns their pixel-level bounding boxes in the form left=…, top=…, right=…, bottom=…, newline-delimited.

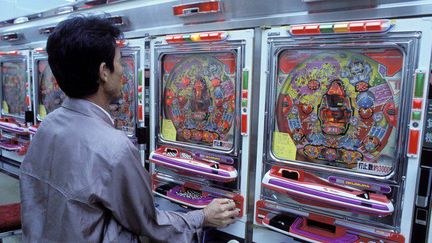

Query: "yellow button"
left=334, top=23, right=349, bottom=33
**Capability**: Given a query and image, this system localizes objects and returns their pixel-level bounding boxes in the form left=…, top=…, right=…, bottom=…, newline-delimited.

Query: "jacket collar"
left=61, top=98, right=114, bottom=127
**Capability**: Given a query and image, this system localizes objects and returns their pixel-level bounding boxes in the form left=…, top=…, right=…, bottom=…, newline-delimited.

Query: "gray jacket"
left=20, top=98, right=204, bottom=243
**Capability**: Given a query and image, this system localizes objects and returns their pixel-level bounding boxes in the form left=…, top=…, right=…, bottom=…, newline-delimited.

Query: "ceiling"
left=0, top=0, right=77, bottom=22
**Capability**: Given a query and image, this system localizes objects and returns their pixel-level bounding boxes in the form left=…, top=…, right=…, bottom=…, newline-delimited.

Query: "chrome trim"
left=262, top=32, right=420, bottom=181
left=152, top=41, right=245, bottom=156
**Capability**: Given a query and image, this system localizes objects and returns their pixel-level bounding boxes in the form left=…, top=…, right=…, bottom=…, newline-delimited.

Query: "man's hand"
left=203, top=198, right=240, bottom=228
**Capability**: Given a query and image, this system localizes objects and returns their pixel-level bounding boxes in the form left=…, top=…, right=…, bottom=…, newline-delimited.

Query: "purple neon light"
left=268, top=178, right=389, bottom=211
left=0, top=124, right=27, bottom=134
left=152, top=154, right=231, bottom=177
left=289, top=218, right=358, bottom=243
left=0, top=143, right=20, bottom=150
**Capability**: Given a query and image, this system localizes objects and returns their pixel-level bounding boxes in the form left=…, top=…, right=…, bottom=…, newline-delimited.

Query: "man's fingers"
left=220, top=201, right=236, bottom=211
left=225, top=209, right=240, bottom=218
left=215, top=198, right=231, bottom=204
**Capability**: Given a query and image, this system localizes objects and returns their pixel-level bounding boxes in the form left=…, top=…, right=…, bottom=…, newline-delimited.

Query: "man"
left=20, top=16, right=239, bottom=242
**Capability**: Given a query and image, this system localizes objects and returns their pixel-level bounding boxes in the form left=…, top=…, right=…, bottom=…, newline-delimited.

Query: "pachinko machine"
left=30, top=39, right=144, bottom=142
left=108, top=39, right=144, bottom=140
left=0, top=50, right=33, bottom=163
left=253, top=18, right=432, bottom=243
left=150, top=29, right=253, bottom=238
left=31, top=47, right=66, bottom=134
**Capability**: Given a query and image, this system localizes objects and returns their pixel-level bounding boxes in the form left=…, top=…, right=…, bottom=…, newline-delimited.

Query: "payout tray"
left=150, top=146, right=238, bottom=182
left=262, top=166, right=394, bottom=216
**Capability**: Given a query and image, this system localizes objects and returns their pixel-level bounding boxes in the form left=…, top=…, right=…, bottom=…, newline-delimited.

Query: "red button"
left=291, top=25, right=305, bottom=35
left=365, top=20, right=383, bottom=31
left=408, top=129, right=419, bottom=155
left=242, top=90, right=248, bottom=99
left=304, top=25, right=320, bottom=34
left=413, top=99, right=422, bottom=109
left=349, top=22, right=365, bottom=32
left=241, top=114, right=247, bottom=134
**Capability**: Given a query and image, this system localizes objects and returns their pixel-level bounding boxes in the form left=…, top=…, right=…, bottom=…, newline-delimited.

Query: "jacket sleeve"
left=99, top=140, right=204, bottom=242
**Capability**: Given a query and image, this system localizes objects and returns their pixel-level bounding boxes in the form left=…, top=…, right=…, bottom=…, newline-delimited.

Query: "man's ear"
left=98, top=62, right=109, bottom=84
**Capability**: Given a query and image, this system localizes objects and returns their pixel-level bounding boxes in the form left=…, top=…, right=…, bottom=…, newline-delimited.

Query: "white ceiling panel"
left=0, top=0, right=77, bottom=22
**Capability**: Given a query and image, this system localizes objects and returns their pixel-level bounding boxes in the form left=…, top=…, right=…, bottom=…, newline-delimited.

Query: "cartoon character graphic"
left=318, top=80, right=353, bottom=136
left=275, top=50, right=401, bottom=173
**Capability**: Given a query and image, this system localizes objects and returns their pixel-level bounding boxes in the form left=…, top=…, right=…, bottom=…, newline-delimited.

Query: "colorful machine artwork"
left=109, top=56, right=135, bottom=135
left=162, top=53, right=237, bottom=148
left=1, top=61, right=27, bottom=117
left=38, top=60, right=66, bottom=120
left=275, top=50, right=402, bottom=172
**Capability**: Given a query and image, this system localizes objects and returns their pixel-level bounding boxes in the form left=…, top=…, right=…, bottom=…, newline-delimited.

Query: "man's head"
left=47, top=16, right=123, bottom=100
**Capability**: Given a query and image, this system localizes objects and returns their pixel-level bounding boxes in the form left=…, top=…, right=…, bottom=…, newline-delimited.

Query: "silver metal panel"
left=1, top=1, right=432, bottom=47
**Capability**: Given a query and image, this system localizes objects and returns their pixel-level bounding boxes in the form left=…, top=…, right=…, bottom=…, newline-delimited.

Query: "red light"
left=166, top=35, right=185, bottom=43
left=241, top=114, right=247, bottom=134
left=25, top=95, right=31, bottom=106
left=199, top=32, right=226, bottom=41
left=348, top=22, right=365, bottom=32
left=0, top=51, right=18, bottom=56
left=413, top=99, right=423, bottom=109
left=408, top=129, right=419, bottom=155
left=242, top=90, right=248, bottom=99
left=304, top=24, right=320, bottom=34
left=173, top=1, right=221, bottom=17
left=365, top=20, right=383, bottom=31
left=166, top=32, right=226, bottom=43
left=138, top=104, right=143, bottom=121
left=291, top=25, right=305, bottom=35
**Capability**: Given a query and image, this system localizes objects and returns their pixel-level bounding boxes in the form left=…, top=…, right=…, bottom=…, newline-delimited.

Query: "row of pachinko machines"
left=2, top=16, right=432, bottom=243
left=148, top=18, right=432, bottom=242
left=0, top=39, right=146, bottom=168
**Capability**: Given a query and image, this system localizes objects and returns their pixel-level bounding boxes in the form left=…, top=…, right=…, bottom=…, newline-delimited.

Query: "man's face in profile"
left=105, top=47, right=124, bottom=102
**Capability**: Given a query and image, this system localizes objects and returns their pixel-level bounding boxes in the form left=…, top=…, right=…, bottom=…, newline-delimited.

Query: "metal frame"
left=31, top=49, right=57, bottom=123
left=153, top=42, right=243, bottom=155
left=117, top=45, right=140, bottom=138
left=263, top=35, right=418, bottom=181
left=0, top=51, right=31, bottom=120
left=253, top=17, right=432, bottom=243
left=150, top=29, right=254, bottom=239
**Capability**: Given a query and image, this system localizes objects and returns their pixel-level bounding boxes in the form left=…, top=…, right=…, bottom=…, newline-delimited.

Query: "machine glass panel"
left=36, top=59, right=65, bottom=121
left=109, top=54, right=137, bottom=136
left=271, top=48, right=403, bottom=177
left=1, top=60, right=27, bottom=118
left=160, top=52, right=238, bottom=152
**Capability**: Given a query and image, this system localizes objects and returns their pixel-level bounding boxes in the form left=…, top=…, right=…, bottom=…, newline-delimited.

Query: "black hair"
left=47, top=16, right=121, bottom=98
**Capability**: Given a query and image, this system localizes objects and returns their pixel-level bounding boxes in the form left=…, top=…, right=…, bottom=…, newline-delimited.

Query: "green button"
left=415, top=72, right=425, bottom=97
left=412, top=111, right=421, bottom=120
left=242, top=100, right=247, bottom=107
left=183, top=34, right=192, bottom=42
left=320, top=24, right=334, bottom=33
left=243, top=70, right=249, bottom=90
